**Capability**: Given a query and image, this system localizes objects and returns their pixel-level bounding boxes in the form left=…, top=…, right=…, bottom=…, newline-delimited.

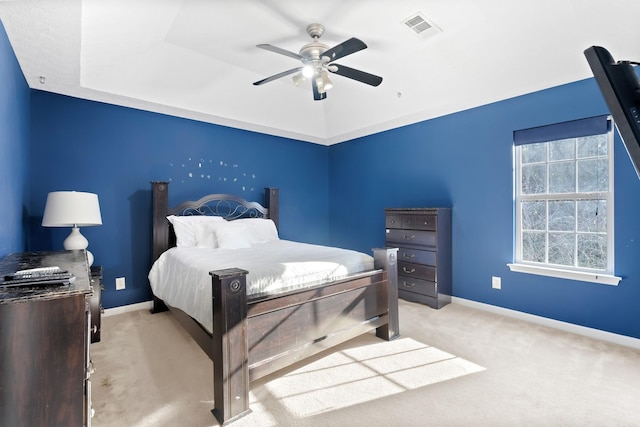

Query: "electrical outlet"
left=115, top=277, right=126, bottom=290
left=492, top=276, right=501, bottom=289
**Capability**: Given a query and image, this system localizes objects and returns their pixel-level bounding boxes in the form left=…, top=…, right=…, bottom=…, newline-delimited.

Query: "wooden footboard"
left=210, top=247, right=398, bottom=425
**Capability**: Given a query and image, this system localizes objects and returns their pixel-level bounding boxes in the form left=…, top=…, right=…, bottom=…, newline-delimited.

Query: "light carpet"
left=90, top=300, right=640, bottom=426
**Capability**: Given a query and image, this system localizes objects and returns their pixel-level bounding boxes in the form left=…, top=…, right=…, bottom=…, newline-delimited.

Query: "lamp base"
left=86, top=250, right=94, bottom=267
left=63, top=226, right=94, bottom=266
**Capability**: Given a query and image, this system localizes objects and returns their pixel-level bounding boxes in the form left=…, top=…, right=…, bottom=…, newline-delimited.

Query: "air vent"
left=405, top=15, right=432, bottom=34
left=403, top=12, right=442, bottom=40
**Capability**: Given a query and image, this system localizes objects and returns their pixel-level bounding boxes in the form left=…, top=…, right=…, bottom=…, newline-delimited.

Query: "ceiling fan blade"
left=330, top=63, right=383, bottom=87
left=311, top=77, right=327, bottom=101
left=322, top=37, right=367, bottom=62
left=253, top=67, right=303, bottom=85
left=257, top=44, right=307, bottom=62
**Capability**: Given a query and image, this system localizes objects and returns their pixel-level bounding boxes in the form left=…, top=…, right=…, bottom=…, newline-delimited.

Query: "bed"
left=149, top=181, right=399, bottom=425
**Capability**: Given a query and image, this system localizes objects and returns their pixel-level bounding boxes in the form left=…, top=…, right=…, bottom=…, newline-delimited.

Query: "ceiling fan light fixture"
left=316, top=76, right=326, bottom=94
left=302, top=65, right=314, bottom=78
left=320, top=70, right=333, bottom=91
left=316, top=71, right=333, bottom=94
left=292, top=73, right=305, bottom=86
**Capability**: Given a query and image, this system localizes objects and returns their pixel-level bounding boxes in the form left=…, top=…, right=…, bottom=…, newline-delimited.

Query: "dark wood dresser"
left=385, top=208, right=452, bottom=309
left=0, top=250, right=95, bottom=426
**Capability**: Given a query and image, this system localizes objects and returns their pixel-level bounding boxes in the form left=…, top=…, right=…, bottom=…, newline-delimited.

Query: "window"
left=509, top=115, right=621, bottom=285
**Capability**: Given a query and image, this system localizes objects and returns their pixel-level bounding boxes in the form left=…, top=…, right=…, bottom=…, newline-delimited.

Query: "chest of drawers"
left=0, top=250, right=94, bottom=426
left=385, top=208, right=451, bottom=309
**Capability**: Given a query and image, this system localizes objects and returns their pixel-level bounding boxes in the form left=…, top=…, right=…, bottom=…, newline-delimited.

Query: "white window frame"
left=508, top=116, right=621, bottom=286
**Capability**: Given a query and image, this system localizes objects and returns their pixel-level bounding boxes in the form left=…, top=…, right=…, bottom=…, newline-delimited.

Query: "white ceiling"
left=0, top=0, right=639, bottom=145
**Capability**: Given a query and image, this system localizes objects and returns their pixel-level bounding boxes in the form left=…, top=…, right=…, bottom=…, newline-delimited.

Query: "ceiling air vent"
left=403, top=12, right=442, bottom=40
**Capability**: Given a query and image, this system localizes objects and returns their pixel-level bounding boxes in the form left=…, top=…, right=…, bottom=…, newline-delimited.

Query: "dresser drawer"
left=403, top=214, right=436, bottom=231
left=385, top=214, right=402, bottom=229
left=398, top=276, right=437, bottom=298
left=398, top=261, right=436, bottom=282
left=386, top=213, right=437, bottom=231
left=397, top=248, right=436, bottom=266
left=386, top=229, right=436, bottom=247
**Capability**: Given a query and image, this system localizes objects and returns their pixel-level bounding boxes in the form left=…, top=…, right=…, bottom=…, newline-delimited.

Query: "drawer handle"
left=404, top=234, right=415, bottom=240
left=402, top=267, right=416, bottom=274
left=402, top=253, right=415, bottom=259
left=402, top=281, right=416, bottom=288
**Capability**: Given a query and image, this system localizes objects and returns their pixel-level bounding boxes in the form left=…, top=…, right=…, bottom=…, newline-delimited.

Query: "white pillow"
left=194, top=223, right=219, bottom=248
left=215, top=222, right=252, bottom=249
left=234, top=218, right=279, bottom=244
left=167, top=215, right=224, bottom=248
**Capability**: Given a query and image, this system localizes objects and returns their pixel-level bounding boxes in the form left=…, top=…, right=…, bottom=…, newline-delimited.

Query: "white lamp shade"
left=42, top=191, right=103, bottom=227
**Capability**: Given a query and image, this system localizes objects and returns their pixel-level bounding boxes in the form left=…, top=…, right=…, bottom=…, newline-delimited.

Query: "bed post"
left=151, top=181, right=170, bottom=260
left=210, top=268, right=251, bottom=425
left=373, top=247, right=400, bottom=341
left=264, top=187, right=279, bottom=229
left=151, top=181, right=170, bottom=313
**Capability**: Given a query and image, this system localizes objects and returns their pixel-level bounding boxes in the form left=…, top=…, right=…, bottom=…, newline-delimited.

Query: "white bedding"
left=148, top=240, right=374, bottom=332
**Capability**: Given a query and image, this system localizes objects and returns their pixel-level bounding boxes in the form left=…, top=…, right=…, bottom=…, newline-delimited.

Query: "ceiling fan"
left=253, top=23, right=383, bottom=101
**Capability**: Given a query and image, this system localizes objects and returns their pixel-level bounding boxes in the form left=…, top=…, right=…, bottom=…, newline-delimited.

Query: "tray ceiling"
left=0, top=0, right=638, bottom=145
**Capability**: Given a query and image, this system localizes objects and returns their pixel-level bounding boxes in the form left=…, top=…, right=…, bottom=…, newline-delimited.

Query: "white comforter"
left=148, top=240, right=374, bottom=332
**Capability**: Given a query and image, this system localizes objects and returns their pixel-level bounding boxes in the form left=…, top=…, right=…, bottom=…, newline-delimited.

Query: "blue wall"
left=329, top=78, right=640, bottom=339
left=0, top=20, right=29, bottom=257
left=28, top=93, right=329, bottom=309
left=10, top=26, right=639, bottom=338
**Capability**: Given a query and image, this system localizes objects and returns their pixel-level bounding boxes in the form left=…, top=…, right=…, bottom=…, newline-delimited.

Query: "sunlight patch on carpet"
left=242, top=337, right=485, bottom=424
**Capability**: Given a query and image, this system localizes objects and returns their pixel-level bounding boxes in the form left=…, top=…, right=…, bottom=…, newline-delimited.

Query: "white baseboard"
left=104, top=297, right=640, bottom=350
left=452, top=297, right=640, bottom=350
left=103, top=301, right=153, bottom=317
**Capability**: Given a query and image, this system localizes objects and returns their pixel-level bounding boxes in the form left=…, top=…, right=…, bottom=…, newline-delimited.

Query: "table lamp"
left=42, top=191, right=103, bottom=266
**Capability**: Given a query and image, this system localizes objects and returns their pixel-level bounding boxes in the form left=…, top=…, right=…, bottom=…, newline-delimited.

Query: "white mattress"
left=148, top=240, right=374, bottom=332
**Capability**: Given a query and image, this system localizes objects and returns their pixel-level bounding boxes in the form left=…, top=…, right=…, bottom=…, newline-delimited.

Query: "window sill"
left=507, top=263, right=621, bottom=286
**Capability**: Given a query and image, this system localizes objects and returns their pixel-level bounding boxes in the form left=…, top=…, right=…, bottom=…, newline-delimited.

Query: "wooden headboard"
left=151, top=181, right=279, bottom=263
